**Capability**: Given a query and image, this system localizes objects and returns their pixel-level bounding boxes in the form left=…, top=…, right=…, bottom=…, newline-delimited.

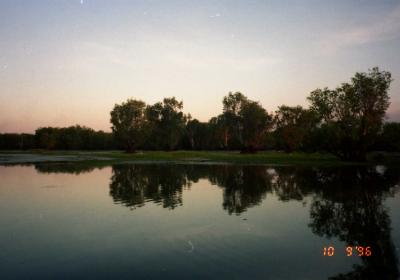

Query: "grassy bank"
left=0, top=150, right=345, bottom=165
left=95, top=150, right=341, bottom=164
left=1, top=150, right=398, bottom=165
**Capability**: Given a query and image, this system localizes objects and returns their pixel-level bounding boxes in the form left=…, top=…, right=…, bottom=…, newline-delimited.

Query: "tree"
left=0, top=133, right=35, bottom=150
left=274, top=105, right=318, bottom=152
left=185, top=118, right=200, bottom=149
left=240, top=101, right=272, bottom=152
left=208, top=115, right=228, bottom=149
left=222, top=92, right=248, bottom=149
left=34, top=126, right=115, bottom=150
left=35, top=127, right=58, bottom=150
left=184, top=118, right=212, bottom=150
left=220, top=92, right=271, bottom=152
left=110, top=99, right=147, bottom=153
left=308, top=67, right=392, bottom=161
left=145, top=97, right=187, bottom=150
left=377, top=122, right=400, bottom=151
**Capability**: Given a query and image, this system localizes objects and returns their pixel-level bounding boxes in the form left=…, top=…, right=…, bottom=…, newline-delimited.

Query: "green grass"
left=97, top=150, right=339, bottom=163
left=2, top=150, right=398, bottom=165
left=0, top=150, right=340, bottom=165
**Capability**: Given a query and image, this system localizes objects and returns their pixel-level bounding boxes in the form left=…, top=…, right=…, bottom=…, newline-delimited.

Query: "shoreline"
left=0, top=150, right=397, bottom=166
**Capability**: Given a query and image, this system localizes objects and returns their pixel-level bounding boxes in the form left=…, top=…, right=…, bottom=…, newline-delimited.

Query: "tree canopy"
left=1, top=67, right=398, bottom=162
left=308, top=67, right=392, bottom=160
left=110, top=99, right=147, bottom=152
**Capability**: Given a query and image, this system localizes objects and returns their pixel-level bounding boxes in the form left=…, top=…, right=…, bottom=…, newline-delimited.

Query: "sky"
left=1, top=0, right=400, bottom=133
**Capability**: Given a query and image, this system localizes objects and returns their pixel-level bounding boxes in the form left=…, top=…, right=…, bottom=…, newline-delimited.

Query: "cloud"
left=72, top=39, right=282, bottom=73
left=318, top=5, right=400, bottom=54
left=209, top=13, right=221, bottom=18
left=164, top=52, right=281, bottom=72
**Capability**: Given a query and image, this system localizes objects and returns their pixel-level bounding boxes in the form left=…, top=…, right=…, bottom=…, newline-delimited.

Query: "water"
left=0, top=163, right=399, bottom=279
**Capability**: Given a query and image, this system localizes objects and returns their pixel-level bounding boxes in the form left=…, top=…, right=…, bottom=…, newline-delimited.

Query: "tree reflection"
left=207, top=165, right=273, bottom=215
left=307, top=166, right=400, bottom=279
left=271, top=166, right=317, bottom=201
left=109, top=164, right=275, bottom=214
left=34, top=162, right=102, bottom=174
left=109, top=164, right=190, bottom=209
left=34, top=161, right=400, bottom=278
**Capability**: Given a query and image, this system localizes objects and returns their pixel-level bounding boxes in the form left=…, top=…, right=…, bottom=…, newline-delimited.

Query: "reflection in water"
left=207, top=165, right=273, bottom=214
left=108, top=164, right=275, bottom=214
left=307, top=167, right=400, bottom=279
left=110, top=164, right=190, bottom=209
left=33, top=163, right=400, bottom=279
left=34, top=163, right=101, bottom=174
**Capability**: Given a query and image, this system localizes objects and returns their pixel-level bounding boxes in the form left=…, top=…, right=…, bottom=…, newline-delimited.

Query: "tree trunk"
left=223, top=129, right=229, bottom=149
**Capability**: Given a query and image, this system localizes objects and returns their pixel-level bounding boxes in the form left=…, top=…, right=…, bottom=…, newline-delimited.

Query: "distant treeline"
left=0, top=126, right=116, bottom=150
left=3, top=121, right=399, bottom=153
left=1, top=67, right=400, bottom=160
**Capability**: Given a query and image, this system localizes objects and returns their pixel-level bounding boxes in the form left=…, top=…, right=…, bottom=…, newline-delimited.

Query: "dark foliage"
left=0, top=133, right=35, bottom=149
left=1, top=68, right=397, bottom=162
left=34, top=126, right=116, bottom=150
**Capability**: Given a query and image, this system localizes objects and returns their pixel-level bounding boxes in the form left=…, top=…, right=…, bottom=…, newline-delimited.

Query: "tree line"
left=110, top=67, right=397, bottom=160
left=0, top=126, right=115, bottom=150
left=1, top=67, right=399, bottom=160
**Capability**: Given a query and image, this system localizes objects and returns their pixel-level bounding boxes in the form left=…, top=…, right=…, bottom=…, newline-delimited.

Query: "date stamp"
left=323, top=246, right=372, bottom=257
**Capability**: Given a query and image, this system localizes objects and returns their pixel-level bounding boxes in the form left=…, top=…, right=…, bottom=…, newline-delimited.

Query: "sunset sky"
left=1, top=0, right=400, bottom=133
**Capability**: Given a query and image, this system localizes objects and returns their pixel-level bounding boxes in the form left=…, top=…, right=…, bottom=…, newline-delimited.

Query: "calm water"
left=0, top=163, right=399, bottom=279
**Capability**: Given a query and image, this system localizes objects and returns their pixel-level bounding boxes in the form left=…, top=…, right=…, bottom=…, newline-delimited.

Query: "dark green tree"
left=274, top=105, right=318, bottom=152
left=222, top=92, right=248, bottom=149
left=145, top=97, right=187, bottom=150
left=208, top=115, right=228, bottom=149
left=110, top=99, right=147, bottom=153
left=35, top=127, right=58, bottom=149
left=221, top=92, right=271, bottom=152
left=240, top=101, right=272, bottom=152
left=377, top=122, right=400, bottom=151
left=184, top=117, right=212, bottom=150
left=308, top=67, right=392, bottom=161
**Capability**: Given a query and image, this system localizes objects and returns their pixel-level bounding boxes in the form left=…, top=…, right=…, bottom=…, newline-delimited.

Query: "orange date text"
left=322, top=246, right=372, bottom=257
